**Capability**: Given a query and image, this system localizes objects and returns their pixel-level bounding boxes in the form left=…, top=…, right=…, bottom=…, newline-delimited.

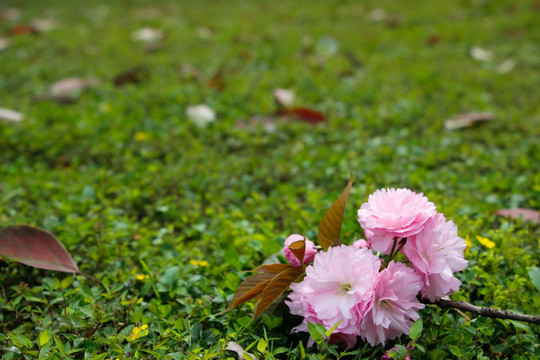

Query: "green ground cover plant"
left=1, top=0, right=539, bottom=359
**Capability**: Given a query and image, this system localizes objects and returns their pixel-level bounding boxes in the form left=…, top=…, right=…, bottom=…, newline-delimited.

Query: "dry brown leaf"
left=0, top=107, right=24, bottom=122
left=113, top=67, right=149, bottom=87
left=495, top=208, right=540, bottom=224
left=0, top=8, right=21, bottom=21
left=11, top=24, right=39, bottom=36
left=273, top=88, right=295, bottom=107
left=470, top=46, right=493, bottom=62
left=50, top=77, right=99, bottom=98
left=131, top=27, right=165, bottom=42
left=444, top=112, right=494, bottom=130
left=226, top=341, right=256, bottom=360
left=0, top=38, right=9, bottom=52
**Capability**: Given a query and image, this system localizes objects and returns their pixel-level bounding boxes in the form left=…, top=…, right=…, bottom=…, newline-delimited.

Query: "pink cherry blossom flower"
left=286, top=245, right=381, bottom=341
left=352, top=239, right=370, bottom=249
left=402, top=213, right=468, bottom=301
left=284, top=234, right=318, bottom=266
left=357, top=188, right=437, bottom=254
left=360, top=262, right=424, bottom=346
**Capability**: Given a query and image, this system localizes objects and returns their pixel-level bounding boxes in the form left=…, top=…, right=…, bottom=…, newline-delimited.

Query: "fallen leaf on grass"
left=0, top=38, right=9, bottom=52
left=32, top=19, right=56, bottom=32
left=11, top=24, right=39, bottom=36
left=427, top=34, right=441, bottom=46
left=0, top=8, right=21, bottom=21
left=369, top=8, right=387, bottom=22
left=178, top=64, right=202, bottom=81
left=444, top=112, right=494, bottom=130
left=497, top=59, right=517, bottom=74
left=0, top=225, right=80, bottom=273
left=113, top=66, right=149, bottom=87
left=51, top=77, right=99, bottom=98
left=273, top=88, right=295, bottom=108
left=226, top=341, right=256, bottom=360
left=207, top=68, right=226, bottom=91
left=0, top=107, right=24, bottom=122
left=277, top=107, right=326, bottom=124
left=495, top=208, right=540, bottom=224
left=470, top=46, right=493, bottom=62
left=186, top=104, right=216, bottom=127
left=130, top=27, right=165, bottom=42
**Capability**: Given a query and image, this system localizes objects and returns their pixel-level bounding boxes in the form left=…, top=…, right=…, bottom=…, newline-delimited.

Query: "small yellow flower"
left=464, top=235, right=472, bottom=253
left=135, top=274, right=149, bottom=281
left=136, top=297, right=143, bottom=304
left=135, top=132, right=149, bottom=141
left=189, top=260, right=209, bottom=267
left=129, top=324, right=149, bottom=341
left=477, top=236, right=495, bottom=249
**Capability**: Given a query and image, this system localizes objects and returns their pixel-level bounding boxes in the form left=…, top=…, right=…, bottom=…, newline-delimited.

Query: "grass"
left=1, top=0, right=539, bottom=359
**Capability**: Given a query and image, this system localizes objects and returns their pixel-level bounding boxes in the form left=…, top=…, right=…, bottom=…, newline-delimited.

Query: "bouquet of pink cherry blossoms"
left=230, top=175, right=468, bottom=349
left=285, top=188, right=467, bottom=347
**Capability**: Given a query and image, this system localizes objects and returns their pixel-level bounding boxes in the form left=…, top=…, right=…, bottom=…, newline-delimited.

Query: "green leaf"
left=307, top=321, right=326, bottom=341
left=428, top=349, right=447, bottom=360
left=449, top=345, right=462, bottom=357
left=90, top=354, right=109, bottom=360
left=37, top=329, right=50, bottom=347
left=528, top=266, right=540, bottom=292
left=257, top=338, right=268, bottom=353
left=409, top=317, right=423, bottom=341
left=324, top=321, right=341, bottom=338
left=317, top=173, right=354, bottom=249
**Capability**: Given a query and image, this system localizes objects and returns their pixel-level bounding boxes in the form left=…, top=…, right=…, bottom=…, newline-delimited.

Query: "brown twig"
left=420, top=298, right=540, bottom=325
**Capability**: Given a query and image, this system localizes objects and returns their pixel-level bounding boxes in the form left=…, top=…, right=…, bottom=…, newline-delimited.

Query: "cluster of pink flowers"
left=283, top=188, right=468, bottom=347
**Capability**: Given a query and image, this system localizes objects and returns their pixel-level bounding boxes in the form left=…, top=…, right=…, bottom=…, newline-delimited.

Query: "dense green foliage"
left=1, top=0, right=539, bottom=358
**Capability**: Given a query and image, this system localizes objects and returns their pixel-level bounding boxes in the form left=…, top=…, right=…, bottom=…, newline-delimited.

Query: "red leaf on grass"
left=278, top=107, right=326, bottom=124
left=495, top=208, right=540, bottom=224
left=11, top=24, right=39, bottom=36
left=0, top=225, right=80, bottom=273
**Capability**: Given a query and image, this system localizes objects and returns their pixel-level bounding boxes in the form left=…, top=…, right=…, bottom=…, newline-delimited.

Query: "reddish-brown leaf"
left=230, top=263, right=290, bottom=309
left=254, top=266, right=305, bottom=318
left=0, top=225, right=79, bottom=273
left=207, top=69, right=226, bottom=91
left=318, top=173, right=354, bottom=250
left=288, top=239, right=306, bottom=265
left=231, top=272, right=274, bottom=308
left=278, top=107, right=326, bottom=124
left=255, top=263, right=290, bottom=274
left=495, top=208, right=540, bottom=224
left=113, top=67, right=149, bottom=87
left=11, top=24, right=38, bottom=36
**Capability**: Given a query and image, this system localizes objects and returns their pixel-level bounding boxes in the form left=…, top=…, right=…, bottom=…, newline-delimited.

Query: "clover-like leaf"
left=318, top=173, right=354, bottom=250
